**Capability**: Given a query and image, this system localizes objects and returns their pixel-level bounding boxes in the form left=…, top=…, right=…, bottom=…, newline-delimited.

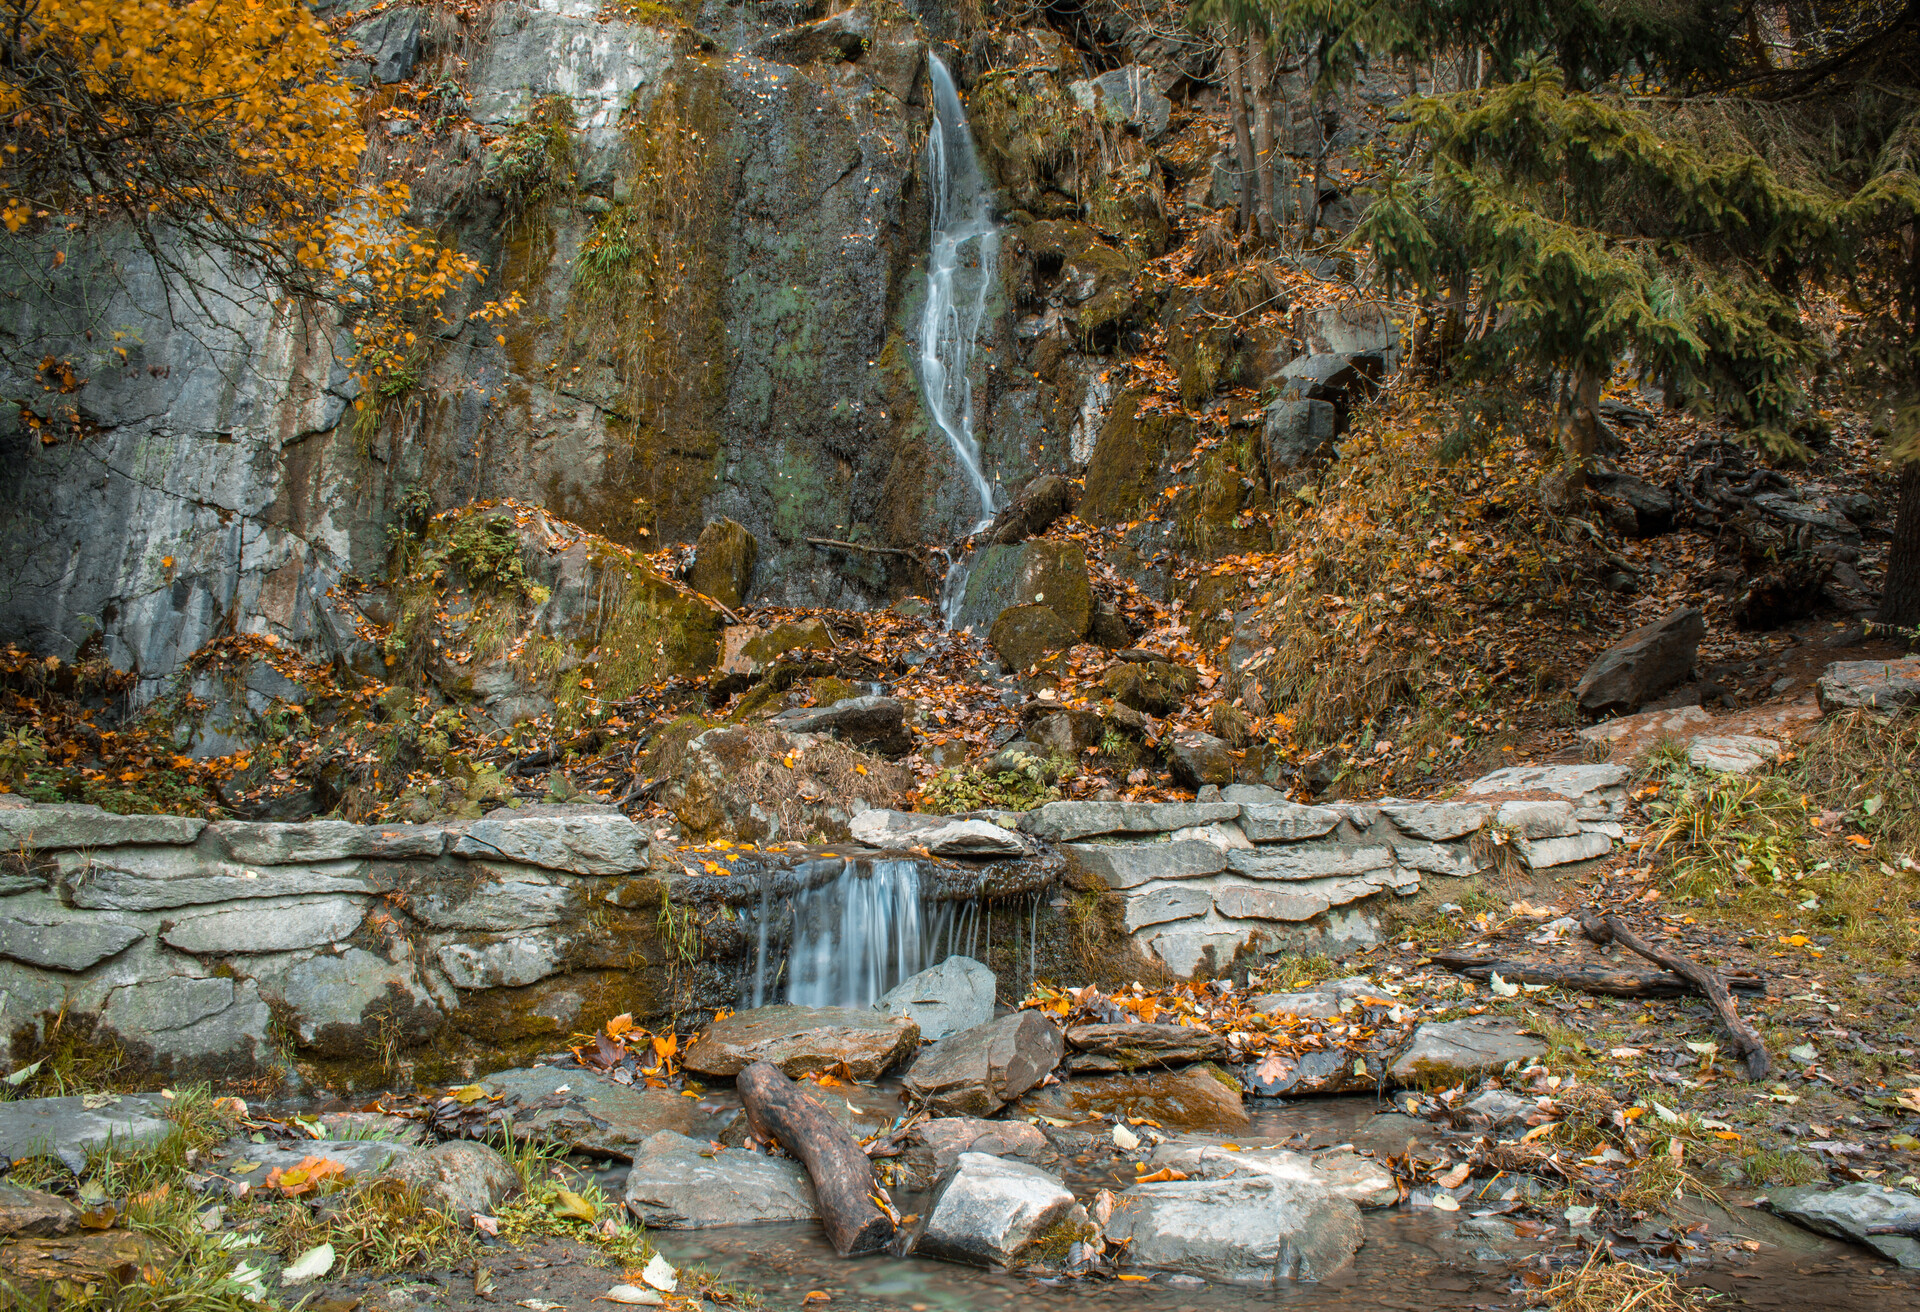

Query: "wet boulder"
left=986, top=474, right=1078, bottom=546
left=1574, top=606, right=1705, bottom=717
left=1387, top=1017, right=1546, bottom=1084
left=1767, top=1183, right=1920, bottom=1268
left=1103, top=1174, right=1364, bottom=1284
left=1148, top=1140, right=1397, bottom=1209
left=902, top=1011, right=1065, bottom=1117
left=475, top=1066, right=721, bottom=1160
left=687, top=518, right=759, bottom=610
left=910, top=1153, right=1079, bottom=1268
left=954, top=535, right=1094, bottom=636
left=682, top=1005, right=920, bottom=1081
left=875, top=956, right=997, bottom=1042
left=909, top=1118, right=1057, bottom=1174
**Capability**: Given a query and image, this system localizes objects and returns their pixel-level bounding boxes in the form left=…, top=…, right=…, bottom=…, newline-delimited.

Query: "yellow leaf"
left=552, top=1189, right=597, bottom=1223
left=451, top=1084, right=486, bottom=1104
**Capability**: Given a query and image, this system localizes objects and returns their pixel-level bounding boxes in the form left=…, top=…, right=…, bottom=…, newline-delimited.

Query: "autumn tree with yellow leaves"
left=0, top=0, right=514, bottom=399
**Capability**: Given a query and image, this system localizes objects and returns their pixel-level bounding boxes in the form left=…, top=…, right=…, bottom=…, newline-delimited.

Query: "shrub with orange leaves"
left=0, top=0, right=518, bottom=400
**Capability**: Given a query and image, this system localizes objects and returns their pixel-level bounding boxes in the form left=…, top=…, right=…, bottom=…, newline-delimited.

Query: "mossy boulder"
left=955, top=539, right=1093, bottom=636
left=687, top=518, right=759, bottom=609
left=1079, top=390, right=1193, bottom=526
left=990, top=604, right=1079, bottom=674
left=1101, top=661, right=1198, bottom=716
left=1020, top=221, right=1138, bottom=335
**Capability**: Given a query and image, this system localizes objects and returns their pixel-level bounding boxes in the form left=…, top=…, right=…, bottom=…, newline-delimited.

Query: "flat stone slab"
left=910, top=1118, right=1056, bottom=1174
left=1021, top=801, right=1240, bottom=843
left=875, top=956, right=996, bottom=1042
left=1248, top=990, right=1343, bottom=1019
left=623, top=1130, right=818, bottom=1228
left=1226, top=844, right=1394, bottom=881
left=207, top=820, right=449, bottom=863
left=1237, top=1046, right=1380, bottom=1097
left=0, top=912, right=144, bottom=971
left=1120, top=883, right=1214, bottom=931
left=160, top=895, right=369, bottom=954
left=1065, top=839, right=1227, bottom=889
left=1768, top=1183, right=1920, bottom=1268
left=1688, top=735, right=1782, bottom=774
left=915, top=819, right=1029, bottom=858
left=681, top=1005, right=920, bottom=1081
left=1236, top=803, right=1341, bottom=843
left=0, top=1094, right=175, bottom=1173
left=1465, top=763, right=1631, bottom=803
left=1516, top=831, right=1612, bottom=869
left=1388, top=1018, right=1546, bottom=1084
left=451, top=813, right=647, bottom=874
left=61, top=847, right=376, bottom=911
left=0, top=805, right=204, bottom=850
left=1012, top=1064, right=1248, bottom=1133
left=1374, top=801, right=1490, bottom=841
left=477, top=1066, right=721, bottom=1159
left=1103, top=1175, right=1363, bottom=1284
left=1063, top=1023, right=1227, bottom=1073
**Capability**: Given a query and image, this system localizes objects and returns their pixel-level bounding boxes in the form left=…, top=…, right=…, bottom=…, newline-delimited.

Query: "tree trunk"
left=1880, top=460, right=1920, bottom=631
left=1248, top=37, right=1277, bottom=242
left=1301, top=87, right=1327, bottom=243
left=737, top=1061, right=894, bottom=1257
left=1223, top=36, right=1257, bottom=235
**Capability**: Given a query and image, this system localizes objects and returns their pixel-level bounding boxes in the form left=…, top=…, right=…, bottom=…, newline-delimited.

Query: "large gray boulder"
left=1166, top=731, right=1234, bottom=789
left=1574, top=607, right=1705, bottom=717
left=1064, top=839, right=1228, bottom=890
left=384, top=1141, right=521, bottom=1219
left=1148, top=1140, right=1397, bottom=1209
left=1103, top=1175, right=1364, bottom=1284
left=1768, top=1183, right=1920, bottom=1268
left=681, top=1005, right=920, bottom=1081
left=622, top=1131, right=818, bottom=1228
left=875, top=956, right=997, bottom=1042
left=902, top=1012, right=1064, bottom=1117
left=1069, top=66, right=1172, bottom=140
left=1263, top=397, right=1337, bottom=471
left=910, top=1153, right=1078, bottom=1267
left=1816, top=656, right=1920, bottom=714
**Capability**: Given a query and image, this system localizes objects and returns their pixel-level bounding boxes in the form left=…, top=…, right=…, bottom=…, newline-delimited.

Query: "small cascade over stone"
left=916, top=55, right=1001, bottom=628
left=740, top=849, right=1058, bottom=1010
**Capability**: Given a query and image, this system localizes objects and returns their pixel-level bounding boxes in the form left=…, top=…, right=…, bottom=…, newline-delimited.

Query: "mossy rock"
left=737, top=619, right=833, bottom=667
left=687, top=518, right=759, bottom=609
left=990, top=604, right=1079, bottom=674
left=1101, top=661, right=1198, bottom=715
left=1015, top=539, right=1092, bottom=636
left=1080, top=389, right=1193, bottom=526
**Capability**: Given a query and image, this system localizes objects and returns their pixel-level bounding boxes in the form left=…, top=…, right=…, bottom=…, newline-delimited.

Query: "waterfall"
left=760, top=858, right=935, bottom=1009
left=918, top=55, right=1000, bottom=568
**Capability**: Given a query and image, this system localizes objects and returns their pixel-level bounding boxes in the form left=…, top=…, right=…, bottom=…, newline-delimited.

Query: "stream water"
left=914, top=54, right=1001, bottom=628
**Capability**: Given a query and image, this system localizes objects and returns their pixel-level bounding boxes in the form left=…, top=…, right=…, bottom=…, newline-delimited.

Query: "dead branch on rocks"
left=737, top=1060, right=895, bottom=1257
left=1578, top=913, right=1772, bottom=1080
left=1431, top=950, right=1765, bottom=998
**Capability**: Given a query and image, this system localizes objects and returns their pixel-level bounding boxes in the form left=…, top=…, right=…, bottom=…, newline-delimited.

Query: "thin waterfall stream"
left=916, top=55, right=1001, bottom=628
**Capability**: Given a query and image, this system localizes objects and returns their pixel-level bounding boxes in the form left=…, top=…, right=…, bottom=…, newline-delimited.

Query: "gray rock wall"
left=0, top=798, right=665, bottom=1084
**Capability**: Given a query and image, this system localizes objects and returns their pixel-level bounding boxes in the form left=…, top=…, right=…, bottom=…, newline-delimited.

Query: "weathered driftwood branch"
left=1578, top=913, right=1772, bottom=1081
left=1432, top=950, right=1765, bottom=998
left=737, top=1061, right=894, bottom=1257
left=806, top=537, right=916, bottom=558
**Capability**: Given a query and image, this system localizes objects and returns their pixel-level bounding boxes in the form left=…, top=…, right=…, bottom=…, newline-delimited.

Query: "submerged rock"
left=1768, top=1183, right=1920, bottom=1268
left=911, top=1152, right=1079, bottom=1268
left=1236, top=1047, right=1381, bottom=1098
left=623, top=1131, right=818, bottom=1229
left=902, top=1012, right=1064, bottom=1117
left=875, top=956, right=997, bottom=1042
left=1013, top=1063, right=1248, bottom=1133
left=681, top=1005, right=920, bottom=1081
left=1149, top=1140, right=1397, bottom=1209
left=1103, top=1174, right=1364, bottom=1284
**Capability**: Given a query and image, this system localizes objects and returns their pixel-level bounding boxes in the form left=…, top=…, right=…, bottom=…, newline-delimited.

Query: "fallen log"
left=1579, top=913, right=1772, bottom=1081
left=737, top=1061, right=893, bottom=1257
left=1432, top=950, right=1765, bottom=998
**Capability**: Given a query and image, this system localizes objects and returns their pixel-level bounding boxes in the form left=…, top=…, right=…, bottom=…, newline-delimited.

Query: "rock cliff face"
left=0, top=0, right=1055, bottom=701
